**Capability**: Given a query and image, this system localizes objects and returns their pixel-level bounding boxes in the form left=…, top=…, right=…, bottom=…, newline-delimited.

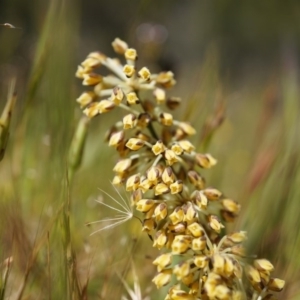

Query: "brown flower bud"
left=154, top=203, right=168, bottom=221
left=162, top=167, right=175, bottom=185
left=159, top=112, right=173, bottom=126
left=108, top=131, right=124, bottom=147
left=126, top=138, right=144, bottom=151
left=111, top=86, right=124, bottom=105
left=166, top=97, right=181, bottom=110
left=136, top=199, right=155, bottom=212
left=208, top=215, right=224, bottom=233
left=268, top=278, right=285, bottom=292
left=126, top=174, right=140, bottom=191
left=123, top=114, right=137, bottom=129
left=195, top=153, right=217, bottom=168
left=203, top=188, right=222, bottom=201
left=187, top=170, right=205, bottom=190
left=156, top=71, right=176, bottom=88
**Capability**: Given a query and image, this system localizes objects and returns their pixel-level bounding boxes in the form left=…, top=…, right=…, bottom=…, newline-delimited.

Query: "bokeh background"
left=0, top=0, right=299, bottom=299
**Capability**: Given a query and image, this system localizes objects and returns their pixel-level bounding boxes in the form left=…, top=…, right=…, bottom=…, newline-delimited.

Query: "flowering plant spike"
left=76, top=38, right=285, bottom=300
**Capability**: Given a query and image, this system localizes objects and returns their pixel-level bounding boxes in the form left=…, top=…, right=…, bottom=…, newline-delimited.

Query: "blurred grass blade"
left=0, top=257, right=13, bottom=300
left=62, top=177, right=82, bottom=299
left=199, top=98, right=225, bottom=151
left=0, top=79, right=16, bottom=162
left=24, top=0, right=57, bottom=107
left=68, top=117, right=90, bottom=181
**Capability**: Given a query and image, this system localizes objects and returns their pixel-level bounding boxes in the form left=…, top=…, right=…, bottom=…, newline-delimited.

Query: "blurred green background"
left=0, top=0, right=299, bottom=299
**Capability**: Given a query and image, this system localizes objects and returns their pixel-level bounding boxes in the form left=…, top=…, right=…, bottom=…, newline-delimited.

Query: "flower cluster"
left=76, top=38, right=285, bottom=300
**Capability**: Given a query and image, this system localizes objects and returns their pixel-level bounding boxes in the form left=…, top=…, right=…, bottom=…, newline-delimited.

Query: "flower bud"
left=171, top=235, right=191, bottom=254
left=195, top=153, right=217, bottom=168
left=152, top=269, right=172, bottom=288
left=112, top=38, right=128, bottom=54
left=153, top=253, right=172, bottom=272
left=254, top=259, right=274, bottom=272
left=136, top=199, right=155, bottom=212
left=170, top=180, right=183, bottom=194
left=152, top=140, right=166, bottom=155
left=131, top=188, right=143, bottom=204
left=184, top=202, right=197, bottom=221
left=169, top=207, right=184, bottom=225
left=192, top=236, right=207, bottom=251
left=142, top=218, right=156, bottom=232
left=208, top=215, right=224, bottom=233
left=165, top=149, right=178, bottom=165
left=83, top=102, right=99, bottom=118
left=123, top=114, right=137, bottom=129
left=126, top=174, right=140, bottom=191
left=171, top=143, right=183, bottom=155
left=153, top=88, right=166, bottom=104
left=113, top=158, right=132, bottom=173
left=154, top=203, right=168, bottom=221
left=187, top=170, right=205, bottom=190
left=268, top=278, right=285, bottom=292
left=153, top=230, right=168, bottom=249
left=178, top=140, right=195, bottom=153
left=76, top=91, right=96, bottom=108
left=222, top=199, right=241, bottom=214
left=178, top=122, right=196, bottom=135
left=203, top=188, right=222, bottom=201
left=226, top=231, right=247, bottom=244
left=81, top=57, right=101, bottom=69
left=246, top=265, right=261, bottom=286
left=137, top=113, right=151, bottom=128
left=154, top=183, right=170, bottom=195
left=108, top=131, right=124, bottom=147
left=126, top=92, right=139, bottom=105
left=162, top=167, right=175, bottom=185
left=76, top=65, right=89, bottom=79
left=147, top=167, right=160, bottom=184
left=138, top=67, right=151, bottom=81
left=139, top=178, right=153, bottom=193
left=123, top=64, right=135, bottom=77
left=187, top=222, right=205, bottom=238
left=82, top=73, right=102, bottom=86
left=111, top=86, right=124, bottom=105
left=166, top=97, right=181, bottom=110
left=125, top=48, right=138, bottom=61
left=112, top=174, right=124, bottom=185
left=155, top=71, right=176, bottom=88
left=194, top=255, right=209, bottom=268
left=159, top=112, right=173, bottom=126
left=173, top=262, right=190, bottom=280
left=98, top=99, right=115, bottom=114
left=126, top=138, right=144, bottom=150
left=191, top=190, right=208, bottom=210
